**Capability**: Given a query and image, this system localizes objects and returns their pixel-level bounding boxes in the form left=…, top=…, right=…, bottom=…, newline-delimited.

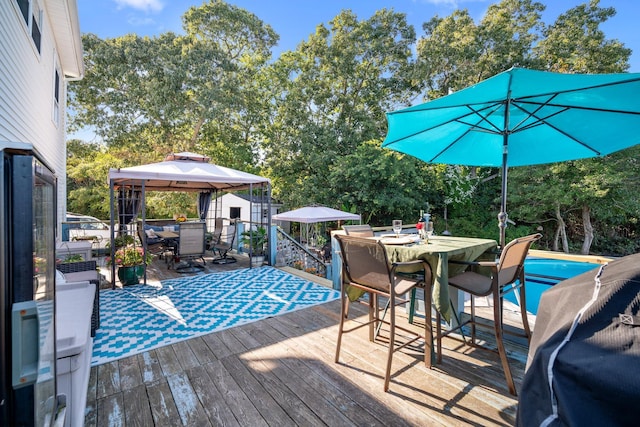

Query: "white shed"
left=212, top=193, right=282, bottom=224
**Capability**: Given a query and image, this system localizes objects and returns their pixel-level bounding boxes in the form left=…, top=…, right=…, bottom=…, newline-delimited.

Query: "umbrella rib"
left=383, top=102, right=503, bottom=147
left=511, top=102, right=603, bottom=155
left=514, top=74, right=640, bottom=103
left=518, top=99, right=640, bottom=116
left=427, top=103, right=506, bottom=162
left=460, top=103, right=505, bottom=134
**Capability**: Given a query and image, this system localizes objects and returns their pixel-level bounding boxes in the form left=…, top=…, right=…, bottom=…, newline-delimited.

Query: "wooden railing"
left=274, top=228, right=328, bottom=278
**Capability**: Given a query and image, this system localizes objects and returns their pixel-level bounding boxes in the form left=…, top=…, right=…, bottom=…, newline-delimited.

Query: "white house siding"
left=0, top=0, right=82, bottom=237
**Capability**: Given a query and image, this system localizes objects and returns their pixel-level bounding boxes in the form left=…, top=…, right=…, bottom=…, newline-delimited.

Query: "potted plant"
left=106, top=234, right=135, bottom=250
left=241, top=226, right=267, bottom=267
left=107, top=245, right=153, bottom=285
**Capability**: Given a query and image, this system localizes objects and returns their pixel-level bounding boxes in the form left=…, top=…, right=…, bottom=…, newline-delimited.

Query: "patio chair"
left=170, top=222, right=207, bottom=273
left=56, top=260, right=100, bottom=337
left=206, top=217, right=224, bottom=250
left=138, top=223, right=168, bottom=259
left=342, top=224, right=374, bottom=237
left=434, top=233, right=542, bottom=396
left=211, top=220, right=237, bottom=264
left=334, top=234, right=432, bottom=391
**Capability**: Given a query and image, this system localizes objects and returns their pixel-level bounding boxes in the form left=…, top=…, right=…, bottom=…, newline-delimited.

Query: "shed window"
left=230, top=207, right=241, bottom=219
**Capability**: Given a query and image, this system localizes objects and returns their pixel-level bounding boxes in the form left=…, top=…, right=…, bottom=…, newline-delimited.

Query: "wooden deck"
left=87, top=254, right=526, bottom=426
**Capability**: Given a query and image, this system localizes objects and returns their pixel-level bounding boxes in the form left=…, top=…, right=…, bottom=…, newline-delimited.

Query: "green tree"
left=67, top=1, right=278, bottom=214
left=264, top=9, right=416, bottom=211
left=329, top=140, right=440, bottom=225
left=416, top=0, right=544, bottom=99
left=536, top=0, right=630, bottom=73
left=510, top=0, right=633, bottom=254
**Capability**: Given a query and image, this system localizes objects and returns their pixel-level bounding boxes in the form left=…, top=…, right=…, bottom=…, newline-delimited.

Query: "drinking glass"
left=392, top=219, right=402, bottom=237
left=426, top=221, right=434, bottom=238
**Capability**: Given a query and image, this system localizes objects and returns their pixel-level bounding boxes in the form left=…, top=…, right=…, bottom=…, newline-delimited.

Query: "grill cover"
left=516, top=253, right=640, bottom=426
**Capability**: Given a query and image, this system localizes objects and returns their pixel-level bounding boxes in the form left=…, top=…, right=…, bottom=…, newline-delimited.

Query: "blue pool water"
left=504, top=257, right=602, bottom=315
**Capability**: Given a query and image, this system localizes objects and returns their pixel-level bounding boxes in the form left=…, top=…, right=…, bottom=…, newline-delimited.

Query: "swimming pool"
left=504, top=257, right=603, bottom=315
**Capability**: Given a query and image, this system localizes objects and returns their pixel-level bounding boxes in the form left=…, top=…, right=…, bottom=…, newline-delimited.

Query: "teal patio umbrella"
left=382, top=67, right=640, bottom=247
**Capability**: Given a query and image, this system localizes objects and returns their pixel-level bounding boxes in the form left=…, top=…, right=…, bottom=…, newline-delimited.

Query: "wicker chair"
left=334, top=234, right=432, bottom=391
left=57, top=260, right=100, bottom=337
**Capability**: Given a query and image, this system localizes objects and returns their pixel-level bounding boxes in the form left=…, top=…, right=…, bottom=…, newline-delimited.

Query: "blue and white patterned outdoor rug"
left=91, top=267, right=340, bottom=366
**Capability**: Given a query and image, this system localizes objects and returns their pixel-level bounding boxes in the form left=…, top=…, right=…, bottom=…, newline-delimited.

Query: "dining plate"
left=379, top=236, right=414, bottom=245
left=380, top=233, right=409, bottom=238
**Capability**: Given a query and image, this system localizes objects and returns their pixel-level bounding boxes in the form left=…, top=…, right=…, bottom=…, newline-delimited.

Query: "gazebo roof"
left=108, top=152, right=269, bottom=192
left=273, top=206, right=360, bottom=224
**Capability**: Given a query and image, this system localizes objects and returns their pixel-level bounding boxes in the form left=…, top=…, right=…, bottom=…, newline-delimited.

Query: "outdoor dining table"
left=382, top=235, right=497, bottom=322
left=156, top=230, right=178, bottom=239
left=155, top=230, right=179, bottom=267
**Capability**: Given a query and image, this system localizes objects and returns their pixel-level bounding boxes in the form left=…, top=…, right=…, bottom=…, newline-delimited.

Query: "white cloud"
left=128, top=16, right=156, bottom=27
left=422, top=0, right=458, bottom=6
left=114, top=0, right=164, bottom=13
left=421, top=0, right=488, bottom=8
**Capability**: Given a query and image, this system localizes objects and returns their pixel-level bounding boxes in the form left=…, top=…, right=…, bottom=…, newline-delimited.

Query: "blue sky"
left=77, top=0, right=640, bottom=71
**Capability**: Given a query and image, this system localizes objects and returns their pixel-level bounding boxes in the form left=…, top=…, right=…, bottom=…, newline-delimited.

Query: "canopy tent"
left=109, top=151, right=269, bottom=192
left=107, top=152, right=271, bottom=287
left=273, top=206, right=360, bottom=223
left=273, top=206, right=360, bottom=247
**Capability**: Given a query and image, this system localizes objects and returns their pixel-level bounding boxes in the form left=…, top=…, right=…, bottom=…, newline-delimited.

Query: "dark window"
left=54, top=69, right=60, bottom=103
left=31, top=12, right=41, bottom=53
left=53, top=67, right=60, bottom=123
left=16, top=0, right=29, bottom=24
left=230, top=207, right=241, bottom=219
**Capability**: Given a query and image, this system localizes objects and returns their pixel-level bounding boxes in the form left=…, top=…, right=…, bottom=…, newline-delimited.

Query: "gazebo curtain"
left=198, top=191, right=213, bottom=220
left=117, top=188, right=141, bottom=229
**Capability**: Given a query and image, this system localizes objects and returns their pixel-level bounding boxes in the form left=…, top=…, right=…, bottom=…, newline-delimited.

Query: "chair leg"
left=375, top=299, right=391, bottom=338
left=493, top=292, right=517, bottom=396
left=335, top=285, right=348, bottom=363
left=470, top=294, right=477, bottom=344
left=408, top=287, right=417, bottom=324
left=384, top=295, right=396, bottom=392
left=344, top=297, right=350, bottom=318
left=518, top=281, right=532, bottom=342
left=424, top=284, right=433, bottom=369
left=368, top=293, right=376, bottom=342
left=436, top=309, right=443, bottom=364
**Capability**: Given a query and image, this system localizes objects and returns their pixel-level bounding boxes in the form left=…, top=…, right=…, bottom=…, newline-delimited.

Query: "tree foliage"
left=67, top=0, right=638, bottom=255
left=263, top=8, right=417, bottom=219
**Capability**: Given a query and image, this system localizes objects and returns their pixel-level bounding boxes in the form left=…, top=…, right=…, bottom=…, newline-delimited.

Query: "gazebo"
left=273, top=205, right=360, bottom=247
left=107, top=152, right=271, bottom=286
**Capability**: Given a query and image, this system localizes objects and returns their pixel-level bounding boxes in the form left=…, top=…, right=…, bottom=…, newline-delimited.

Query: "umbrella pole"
left=499, top=164, right=508, bottom=249
left=498, top=99, right=511, bottom=249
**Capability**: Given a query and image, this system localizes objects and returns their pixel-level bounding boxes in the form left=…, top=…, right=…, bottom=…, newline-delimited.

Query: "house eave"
left=45, top=0, right=84, bottom=79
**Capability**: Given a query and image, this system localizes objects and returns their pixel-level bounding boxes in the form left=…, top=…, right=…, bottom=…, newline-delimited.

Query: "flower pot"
left=117, top=265, right=144, bottom=285
left=250, top=255, right=265, bottom=268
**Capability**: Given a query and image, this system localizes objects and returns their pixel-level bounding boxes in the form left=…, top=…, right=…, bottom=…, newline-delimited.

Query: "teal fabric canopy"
left=382, top=67, right=640, bottom=246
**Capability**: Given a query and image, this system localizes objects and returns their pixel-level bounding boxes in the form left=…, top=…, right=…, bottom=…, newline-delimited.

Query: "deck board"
left=146, top=378, right=183, bottom=426
left=122, top=384, right=154, bottom=426
left=186, top=364, right=242, bottom=427
left=88, top=256, right=526, bottom=426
